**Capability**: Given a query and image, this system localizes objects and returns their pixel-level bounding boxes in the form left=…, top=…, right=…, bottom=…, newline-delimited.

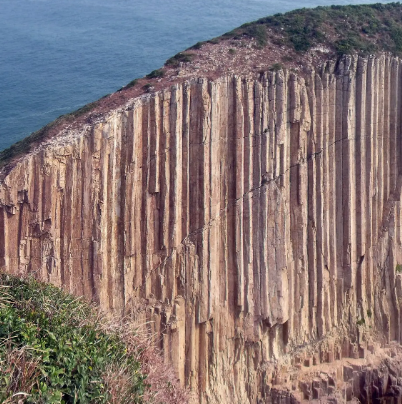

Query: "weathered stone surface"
left=1, top=54, right=402, bottom=402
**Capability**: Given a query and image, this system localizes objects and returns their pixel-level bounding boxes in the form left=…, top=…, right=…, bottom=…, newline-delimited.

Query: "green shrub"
left=207, top=38, right=220, bottom=44
left=335, top=37, right=359, bottom=54
left=190, top=42, right=204, bottom=50
left=390, top=27, right=402, bottom=52
left=142, top=83, right=153, bottom=91
left=270, top=63, right=283, bottom=72
left=146, top=69, right=165, bottom=79
left=123, top=79, right=139, bottom=90
left=0, top=275, right=146, bottom=404
left=67, top=101, right=99, bottom=118
left=165, top=52, right=194, bottom=67
left=243, top=24, right=267, bottom=47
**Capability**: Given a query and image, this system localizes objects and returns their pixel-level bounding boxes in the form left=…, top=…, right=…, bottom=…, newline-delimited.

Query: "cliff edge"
left=2, top=4, right=402, bottom=403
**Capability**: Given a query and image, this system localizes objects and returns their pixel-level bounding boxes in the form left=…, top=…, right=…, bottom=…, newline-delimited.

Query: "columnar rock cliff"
left=2, top=53, right=402, bottom=402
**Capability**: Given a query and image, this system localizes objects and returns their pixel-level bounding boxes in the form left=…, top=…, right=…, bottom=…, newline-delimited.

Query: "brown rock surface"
left=1, top=53, right=402, bottom=402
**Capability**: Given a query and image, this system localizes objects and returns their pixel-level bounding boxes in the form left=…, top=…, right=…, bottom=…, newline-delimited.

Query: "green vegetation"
left=396, top=263, right=402, bottom=273
left=222, top=3, right=402, bottom=55
left=281, top=55, right=293, bottom=62
left=165, top=52, right=194, bottom=67
left=367, top=309, right=373, bottom=318
left=207, top=38, right=220, bottom=45
left=142, top=83, right=153, bottom=91
left=190, top=42, right=203, bottom=50
left=269, top=63, right=283, bottom=71
left=0, top=275, right=146, bottom=404
left=228, top=48, right=236, bottom=55
left=146, top=69, right=165, bottom=79
left=121, top=79, right=139, bottom=90
left=241, top=24, right=268, bottom=47
left=356, top=318, right=366, bottom=326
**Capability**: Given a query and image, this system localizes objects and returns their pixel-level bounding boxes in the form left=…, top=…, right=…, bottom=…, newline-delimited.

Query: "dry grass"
left=0, top=346, right=40, bottom=403
left=99, top=318, right=195, bottom=404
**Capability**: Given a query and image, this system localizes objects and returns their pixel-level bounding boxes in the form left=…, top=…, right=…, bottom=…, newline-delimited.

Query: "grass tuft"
left=165, top=52, right=194, bottom=67
left=146, top=69, right=165, bottom=79
left=269, top=63, right=283, bottom=71
left=189, top=42, right=204, bottom=50
left=118, top=79, right=139, bottom=92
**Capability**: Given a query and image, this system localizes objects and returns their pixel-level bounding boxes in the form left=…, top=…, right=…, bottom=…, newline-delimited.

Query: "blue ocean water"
left=0, top=0, right=393, bottom=151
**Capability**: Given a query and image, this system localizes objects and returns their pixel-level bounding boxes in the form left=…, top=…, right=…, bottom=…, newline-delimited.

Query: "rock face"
left=1, top=53, right=402, bottom=402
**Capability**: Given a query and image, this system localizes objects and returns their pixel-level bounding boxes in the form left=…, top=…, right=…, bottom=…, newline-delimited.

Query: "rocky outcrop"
left=270, top=342, right=402, bottom=403
left=1, top=53, right=402, bottom=402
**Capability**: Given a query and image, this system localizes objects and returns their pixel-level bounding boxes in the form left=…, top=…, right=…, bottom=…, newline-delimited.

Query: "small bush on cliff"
left=269, top=63, right=283, bottom=72
left=189, top=41, right=204, bottom=50
left=146, top=69, right=165, bottom=79
left=142, top=83, right=153, bottom=92
left=241, top=23, right=267, bottom=47
left=165, top=52, right=194, bottom=67
left=119, top=78, right=139, bottom=91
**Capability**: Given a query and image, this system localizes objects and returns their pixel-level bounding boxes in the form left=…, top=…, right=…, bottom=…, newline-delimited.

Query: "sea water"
left=0, top=0, right=393, bottom=151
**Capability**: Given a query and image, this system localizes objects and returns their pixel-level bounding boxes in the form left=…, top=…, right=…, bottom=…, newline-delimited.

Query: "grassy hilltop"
left=219, top=2, right=402, bottom=54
